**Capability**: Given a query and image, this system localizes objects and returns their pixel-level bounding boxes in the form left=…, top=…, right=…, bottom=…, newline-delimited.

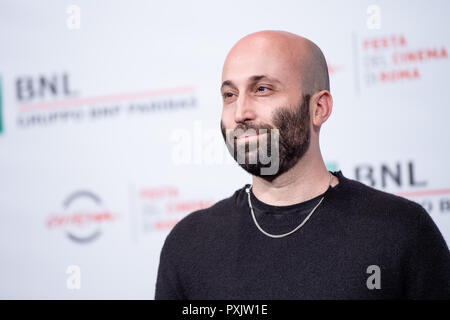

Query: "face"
left=220, top=95, right=311, bottom=181
left=220, top=37, right=312, bottom=181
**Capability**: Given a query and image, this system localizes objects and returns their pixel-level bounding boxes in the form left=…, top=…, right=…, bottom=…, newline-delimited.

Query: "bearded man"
left=155, top=30, right=450, bottom=300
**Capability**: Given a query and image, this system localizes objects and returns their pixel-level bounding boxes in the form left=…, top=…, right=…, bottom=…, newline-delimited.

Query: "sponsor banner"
left=0, top=0, right=449, bottom=299
left=13, top=72, right=197, bottom=129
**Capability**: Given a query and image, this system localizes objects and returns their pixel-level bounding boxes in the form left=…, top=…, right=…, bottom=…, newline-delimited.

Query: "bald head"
left=222, top=30, right=329, bottom=96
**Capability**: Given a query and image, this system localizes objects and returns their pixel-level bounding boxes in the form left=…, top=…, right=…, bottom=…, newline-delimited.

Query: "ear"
left=310, top=90, right=333, bottom=128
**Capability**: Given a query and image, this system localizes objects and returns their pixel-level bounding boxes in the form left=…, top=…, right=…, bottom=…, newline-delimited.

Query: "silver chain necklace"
left=245, top=172, right=333, bottom=239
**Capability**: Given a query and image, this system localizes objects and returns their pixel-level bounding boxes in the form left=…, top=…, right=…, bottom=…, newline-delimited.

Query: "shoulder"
left=334, top=173, right=437, bottom=239
left=338, top=175, right=450, bottom=298
left=161, top=186, right=245, bottom=250
left=341, top=175, right=426, bottom=217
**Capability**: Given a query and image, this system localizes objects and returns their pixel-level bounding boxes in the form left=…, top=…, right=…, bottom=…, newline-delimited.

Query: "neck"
left=251, top=149, right=339, bottom=206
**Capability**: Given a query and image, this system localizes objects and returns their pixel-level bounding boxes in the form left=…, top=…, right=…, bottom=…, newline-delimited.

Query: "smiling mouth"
left=236, top=132, right=267, bottom=142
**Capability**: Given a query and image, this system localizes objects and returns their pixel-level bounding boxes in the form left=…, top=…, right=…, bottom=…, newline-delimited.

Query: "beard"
left=220, top=94, right=311, bottom=182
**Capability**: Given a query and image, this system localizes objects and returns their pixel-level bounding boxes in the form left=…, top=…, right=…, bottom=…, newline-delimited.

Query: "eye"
left=256, top=86, right=270, bottom=93
left=223, top=92, right=234, bottom=99
left=222, top=92, right=237, bottom=102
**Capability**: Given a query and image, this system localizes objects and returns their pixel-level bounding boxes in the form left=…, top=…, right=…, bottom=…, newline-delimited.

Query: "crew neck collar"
left=246, top=170, right=345, bottom=213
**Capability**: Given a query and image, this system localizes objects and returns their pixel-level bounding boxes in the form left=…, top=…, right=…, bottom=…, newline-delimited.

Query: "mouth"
left=235, top=132, right=267, bottom=143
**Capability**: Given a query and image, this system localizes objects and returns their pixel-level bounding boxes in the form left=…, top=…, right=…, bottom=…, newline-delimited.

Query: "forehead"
left=222, top=40, right=302, bottom=86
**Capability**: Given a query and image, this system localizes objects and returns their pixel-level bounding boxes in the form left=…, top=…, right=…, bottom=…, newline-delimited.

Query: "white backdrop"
left=0, top=0, right=449, bottom=299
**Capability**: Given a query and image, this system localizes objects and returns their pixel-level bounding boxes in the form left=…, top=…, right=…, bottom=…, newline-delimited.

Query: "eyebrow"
left=221, top=75, right=281, bottom=91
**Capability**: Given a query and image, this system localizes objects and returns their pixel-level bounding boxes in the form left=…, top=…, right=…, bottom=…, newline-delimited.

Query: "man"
left=155, top=30, right=450, bottom=299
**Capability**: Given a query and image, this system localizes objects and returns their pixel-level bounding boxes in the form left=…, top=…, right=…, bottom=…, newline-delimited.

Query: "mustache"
left=222, top=121, right=275, bottom=134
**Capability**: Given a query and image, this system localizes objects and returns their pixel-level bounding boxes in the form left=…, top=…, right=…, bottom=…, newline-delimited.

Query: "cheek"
left=221, top=107, right=235, bottom=127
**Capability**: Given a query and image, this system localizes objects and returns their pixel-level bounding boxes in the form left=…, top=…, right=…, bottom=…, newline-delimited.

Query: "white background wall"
left=0, top=0, right=449, bottom=298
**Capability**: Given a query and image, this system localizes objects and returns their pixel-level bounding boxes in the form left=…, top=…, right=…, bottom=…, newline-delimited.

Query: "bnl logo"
left=355, top=161, right=426, bottom=189
left=16, top=72, right=77, bottom=103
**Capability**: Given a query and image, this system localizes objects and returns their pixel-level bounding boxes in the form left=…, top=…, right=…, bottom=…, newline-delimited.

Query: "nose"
left=234, top=94, right=256, bottom=124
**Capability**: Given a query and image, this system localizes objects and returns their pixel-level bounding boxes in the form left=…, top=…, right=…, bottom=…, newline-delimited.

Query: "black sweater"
left=155, top=170, right=450, bottom=299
